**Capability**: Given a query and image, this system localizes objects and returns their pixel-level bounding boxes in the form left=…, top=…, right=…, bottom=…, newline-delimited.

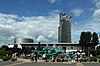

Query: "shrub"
left=91, top=56, right=97, bottom=62
left=2, top=56, right=11, bottom=61
left=80, top=58, right=89, bottom=62
left=96, top=56, right=100, bottom=59
left=11, top=58, right=17, bottom=62
left=82, top=55, right=86, bottom=58
left=0, top=56, right=2, bottom=59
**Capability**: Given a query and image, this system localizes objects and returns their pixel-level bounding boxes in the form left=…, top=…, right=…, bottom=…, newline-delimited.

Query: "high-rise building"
left=58, top=13, right=71, bottom=43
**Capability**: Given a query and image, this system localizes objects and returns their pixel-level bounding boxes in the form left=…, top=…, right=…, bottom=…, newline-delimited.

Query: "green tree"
left=85, top=32, right=91, bottom=51
left=91, top=32, right=99, bottom=46
left=0, top=49, right=8, bottom=56
left=2, top=45, right=8, bottom=50
left=79, top=31, right=91, bottom=52
left=96, top=46, right=100, bottom=55
left=79, top=32, right=85, bottom=51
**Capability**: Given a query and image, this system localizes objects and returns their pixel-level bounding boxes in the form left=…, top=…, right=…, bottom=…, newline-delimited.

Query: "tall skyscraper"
left=58, top=13, right=71, bottom=43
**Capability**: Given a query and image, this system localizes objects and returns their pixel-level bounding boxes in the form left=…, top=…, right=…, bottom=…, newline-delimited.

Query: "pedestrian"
left=72, top=53, right=75, bottom=63
left=45, top=54, right=47, bottom=62
left=53, top=55, right=56, bottom=62
left=90, top=54, right=93, bottom=62
left=56, top=55, right=61, bottom=62
left=51, top=56, right=54, bottom=62
left=75, top=53, right=78, bottom=62
left=30, top=53, right=34, bottom=63
left=42, top=54, right=46, bottom=62
left=34, top=52, right=37, bottom=62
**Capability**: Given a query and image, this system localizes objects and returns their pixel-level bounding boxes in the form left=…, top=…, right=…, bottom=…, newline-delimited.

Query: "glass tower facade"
left=58, top=13, right=71, bottom=43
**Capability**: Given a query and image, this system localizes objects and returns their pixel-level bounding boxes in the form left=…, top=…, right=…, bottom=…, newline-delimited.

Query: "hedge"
left=2, top=56, right=12, bottom=61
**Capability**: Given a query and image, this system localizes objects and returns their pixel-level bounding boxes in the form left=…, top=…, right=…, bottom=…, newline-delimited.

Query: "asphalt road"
left=0, top=61, right=22, bottom=66
left=16, top=63, right=100, bottom=66
left=0, top=61, right=11, bottom=66
left=14, top=62, right=76, bottom=66
left=0, top=62, right=100, bottom=66
left=82, top=63, right=100, bottom=66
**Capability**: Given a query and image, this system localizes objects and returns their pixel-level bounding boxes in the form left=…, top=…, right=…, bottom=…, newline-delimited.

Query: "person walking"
left=72, top=53, right=75, bottom=63
left=90, top=54, right=93, bottom=62
left=34, top=52, right=38, bottom=62
left=30, top=53, right=34, bottom=63
left=42, top=54, right=46, bottom=62
left=56, top=55, right=61, bottom=62
left=75, top=53, right=78, bottom=62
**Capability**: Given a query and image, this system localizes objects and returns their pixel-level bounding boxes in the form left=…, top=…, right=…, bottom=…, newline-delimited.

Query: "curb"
left=81, top=62, right=99, bottom=64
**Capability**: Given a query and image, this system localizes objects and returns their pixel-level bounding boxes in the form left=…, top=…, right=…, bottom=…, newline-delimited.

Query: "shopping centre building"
left=8, top=37, right=82, bottom=52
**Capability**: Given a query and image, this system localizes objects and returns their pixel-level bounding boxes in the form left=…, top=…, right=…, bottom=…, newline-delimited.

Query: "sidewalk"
left=17, top=58, right=30, bottom=62
left=17, top=58, right=45, bottom=63
left=17, top=58, right=73, bottom=64
left=4, top=58, right=86, bottom=66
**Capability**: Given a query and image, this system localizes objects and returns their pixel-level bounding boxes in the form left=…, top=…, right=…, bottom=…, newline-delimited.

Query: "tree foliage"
left=79, top=31, right=99, bottom=52
left=0, top=49, right=8, bottom=56
left=96, top=46, right=100, bottom=55
left=79, top=31, right=91, bottom=51
left=2, top=45, right=8, bottom=50
left=91, top=32, right=99, bottom=46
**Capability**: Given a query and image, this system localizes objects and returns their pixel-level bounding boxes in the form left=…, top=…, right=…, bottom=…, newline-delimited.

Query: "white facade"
left=20, top=43, right=82, bottom=52
left=14, top=37, right=33, bottom=49
left=8, top=44, right=14, bottom=48
left=66, top=46, right=81, bottom=52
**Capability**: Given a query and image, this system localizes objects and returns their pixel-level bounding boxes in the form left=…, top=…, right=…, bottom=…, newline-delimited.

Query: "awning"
left=31, top=50, right=38, bottom=52
left=43, top=48, right=51, bottom=50
left=66, top=52, right=73, bottom=54
left=59, top=54, right=66, bottom=57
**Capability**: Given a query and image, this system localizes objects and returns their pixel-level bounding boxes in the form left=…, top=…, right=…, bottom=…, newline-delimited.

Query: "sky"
left=0, top=0, right=100, bottom=44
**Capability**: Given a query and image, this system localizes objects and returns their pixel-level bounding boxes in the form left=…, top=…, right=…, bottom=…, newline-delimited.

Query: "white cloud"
left=92, top=0, right=100, bottom=8
left=0, top=11, right=59, bottom=44
left=71, top=0, right=100, bottom=43
left=73, top=22, right=78, bottom=25
left=71, top=8, right=84, bottom=17
left=49, top=10, right=62, bottom=15
left=0, top=4, right=100, bottom=45
left=93, top=9, right=100, bottom=18
left=36, top=35, right=49, bottom=42
left=48, top=0, right=57, bottom=4
left=91, top=9, right=100, bottom=32
left=90, top=0, right=100, bottom=32
left=0, top=11, right=93, bottom=45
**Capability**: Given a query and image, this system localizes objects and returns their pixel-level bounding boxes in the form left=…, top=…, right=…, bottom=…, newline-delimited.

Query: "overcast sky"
left=0, top=0, right=100, bottom=44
